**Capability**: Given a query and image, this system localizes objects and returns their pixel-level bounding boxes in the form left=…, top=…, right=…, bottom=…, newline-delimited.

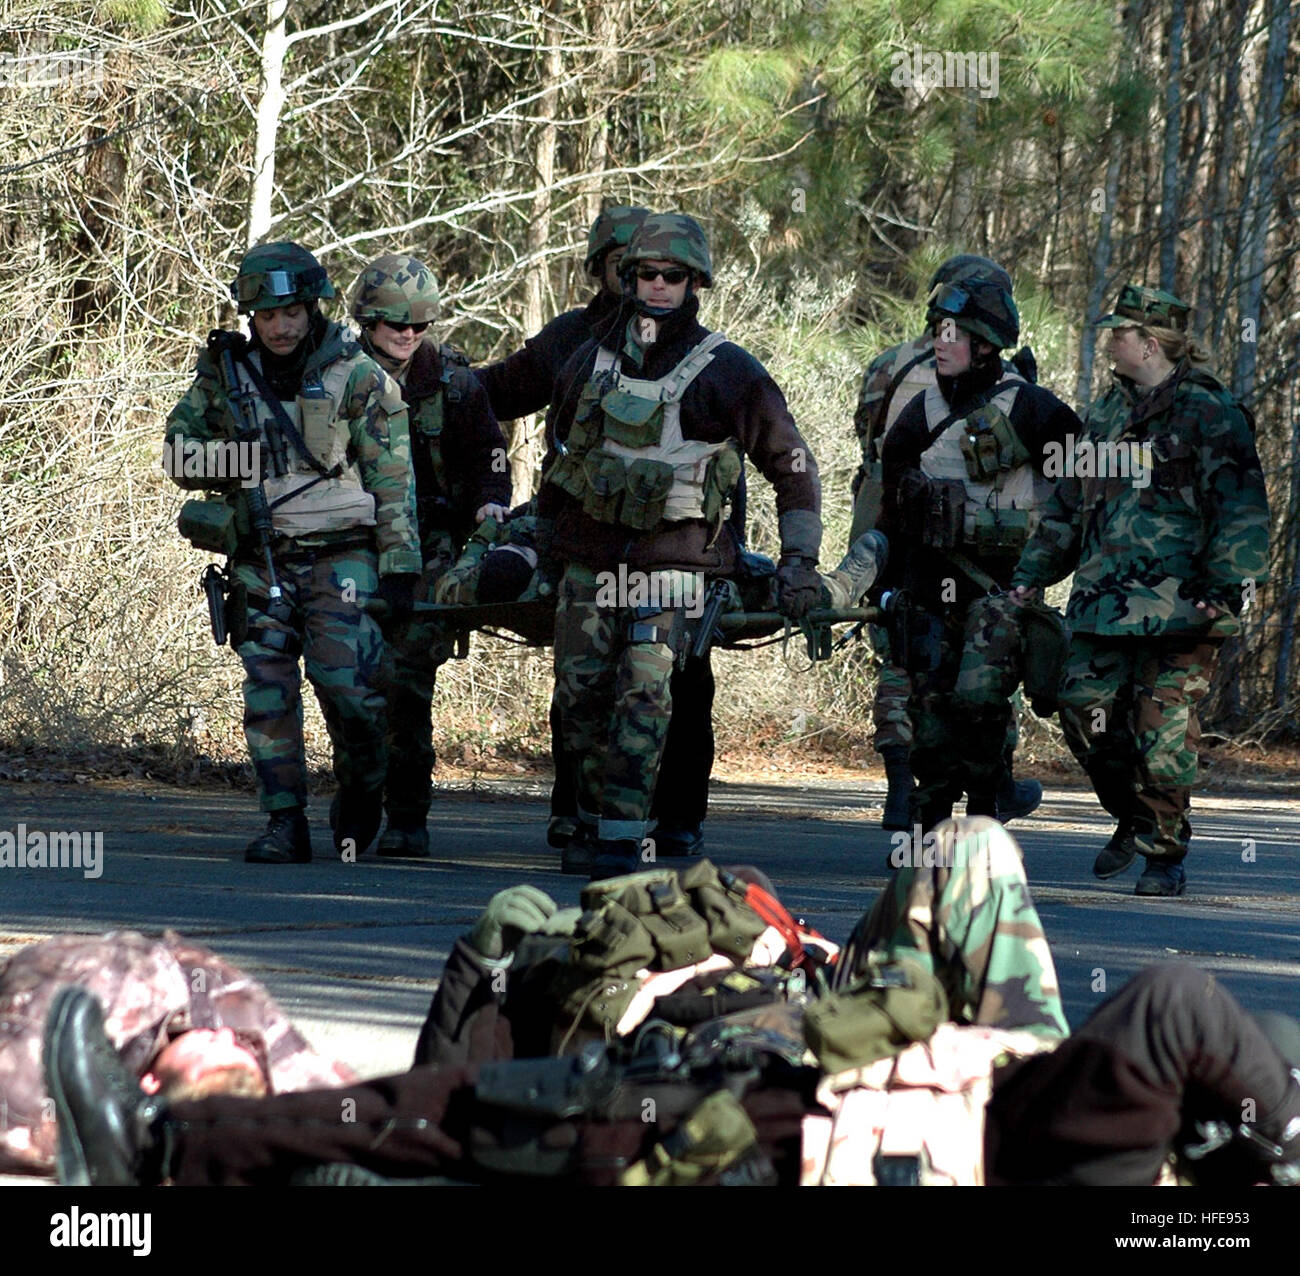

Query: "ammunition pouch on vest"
left=546, top=333, right=738, bottom=534
left=958, top=401, right=1030, bottom=482
left=919, top=478, right=966, bottom=550
left=177, top=497, right=239, bottom=555
left=546, top=860, right=768, bottom=1050
left=802, top=957, right=947, bottom=1074
left=972, top=505, right=1031, bottom=556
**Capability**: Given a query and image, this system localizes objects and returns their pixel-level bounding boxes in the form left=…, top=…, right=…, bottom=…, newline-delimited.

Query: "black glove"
left=776, top=557, right=821, bottom=621
left=377, top=572, right=419, bottom=624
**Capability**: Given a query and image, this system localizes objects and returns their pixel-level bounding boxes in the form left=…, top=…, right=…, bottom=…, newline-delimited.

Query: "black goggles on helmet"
left=927, top=283, right=970, bottom=316
left=231, top=266, right=328, bottom=305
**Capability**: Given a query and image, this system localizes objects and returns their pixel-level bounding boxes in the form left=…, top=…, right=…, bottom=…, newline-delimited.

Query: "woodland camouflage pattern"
left=620, top=212, right=714, bottom=286
left=1011, top=363, right=1269, bottom=637
left=351, top=254, right=441, bottom=325
left=840, top=816, right=1068, bottom=1039
left=584, top=205, right=651, bottom=273
left=1095, top=283, right=1190, bottom=330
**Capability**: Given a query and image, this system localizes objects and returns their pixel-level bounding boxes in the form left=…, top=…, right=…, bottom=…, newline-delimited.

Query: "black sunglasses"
left=635, top=266, right=690, bottom=285
left=381, top=320, right=430, bottom=334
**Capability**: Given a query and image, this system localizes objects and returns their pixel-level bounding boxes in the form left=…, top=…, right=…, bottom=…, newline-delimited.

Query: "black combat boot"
left=376, top=821, right=431, bottom=859
left=1092, top=821, right=1137, bottom=878
left=560, top=821, right=599, bottom=876
left=995, top=776, right=1043, bottom=823
left=589, top=838, right=642, bottom=882
left=244, top=807, right=311, bottom=864
left=650, top=822, right=704, bottom=858
left=547, top=816, right=579, bottom=849
left=43, top=988, right=166, bottom=1186
left=331, top=786, right=384, bottom=857
left=879, top=744, right=914, bottom=832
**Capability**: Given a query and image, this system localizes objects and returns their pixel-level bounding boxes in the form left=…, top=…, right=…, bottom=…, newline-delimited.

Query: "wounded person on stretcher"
left=39, top=819, right=1300, bottom=1186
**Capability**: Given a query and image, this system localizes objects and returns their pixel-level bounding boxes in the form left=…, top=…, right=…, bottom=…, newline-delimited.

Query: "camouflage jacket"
left=1011, top=362, right=1269, bottom=637
left=164, top=318, right=421, bottom=576
left=364, top=336, right=511, bottom=558
left=0, top=931, right=355, bottom=1175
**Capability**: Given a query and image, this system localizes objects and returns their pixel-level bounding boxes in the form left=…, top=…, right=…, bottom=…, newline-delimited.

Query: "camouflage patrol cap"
left=231, top=242, right=336, bottom=314
left=1096, top=284, right=1190, bottom=332
left=584, top=205, right=651, bottom=275
left=621, top=213, right=713, bottom=287
left=351, top=254, right=441, bottom=325
left=927, top=275, right=1020, bottom=349
left=929, top=253, right=1012, bottom=295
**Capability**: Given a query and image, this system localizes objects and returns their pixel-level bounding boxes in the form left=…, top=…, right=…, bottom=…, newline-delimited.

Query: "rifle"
left=207, top=330, right=284, bottom=616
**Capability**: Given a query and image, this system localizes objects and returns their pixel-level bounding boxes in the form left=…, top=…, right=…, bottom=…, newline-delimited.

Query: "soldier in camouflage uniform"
left=842, top=815, right=1068, bottom=1037
left=1010, top=285, right=1270, bottom=897
left=538, top=213, right=825, bottom=879
left=164, top=243, right=421, bottom=863
left=477, top=206, right=729, bottom=861
left=877, top=276, right=1081, bottom=835
left=853, top=255, right=1040, bottom=831
left=351, top=255, right=511, bottom=857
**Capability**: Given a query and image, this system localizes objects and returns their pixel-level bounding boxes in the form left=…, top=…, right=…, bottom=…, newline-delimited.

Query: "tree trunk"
left=1232, top=0, right=1292, bottom=403
left=248, top=0, right=289, bottom=249
left=581, top=0, right=622, bottom=227
left=510, top=1, right=563, bottom=504
left=1076, top=129, right=1122, bottom=410
left=1157, top=0, right=1185, bottom=292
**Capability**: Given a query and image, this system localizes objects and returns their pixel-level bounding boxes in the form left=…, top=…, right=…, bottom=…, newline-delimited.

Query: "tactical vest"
left=850, top=340, right=935, bottom=541
left=800, top=1023, right=1054, bottom=1186
left=238, top=353, right=376, bottom=538
left=546, top=331, right=742, bottom=533
left=919, top=373, right=1049, bottom=555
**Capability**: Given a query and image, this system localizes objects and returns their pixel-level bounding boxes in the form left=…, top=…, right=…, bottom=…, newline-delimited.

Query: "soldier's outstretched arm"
left=1010, top=473, right=1083, bottom=592
left=343, top=361, right=422, bottom=576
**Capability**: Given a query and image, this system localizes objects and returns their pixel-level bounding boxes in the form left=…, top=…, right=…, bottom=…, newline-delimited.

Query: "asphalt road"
left=3, top=773, right=1298, bottom=1084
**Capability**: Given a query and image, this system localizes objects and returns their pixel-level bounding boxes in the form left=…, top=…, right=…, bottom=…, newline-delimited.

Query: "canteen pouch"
left=599, top=389, right=664, bottom=449
left=802, top=958, right=948, bottom=1073
left=178, top=498, right=239, bottom=555
left=621, top=458, right=675, bottom=531
left=581, top=451, right=626, bottom=524
left=1020, top=600, right=1071, bottom=716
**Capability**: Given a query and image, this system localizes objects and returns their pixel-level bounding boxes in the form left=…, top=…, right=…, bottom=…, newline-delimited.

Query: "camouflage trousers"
left=380, top=534, right=457, bottom=824
left=553, top=562, right=691, bottom=844
left=1056, top=633, right=1220, bottom=863
left=840, top=815, right=1068, bottom=1039
left=233, top=542, right=386, bottom=813
left=866, top=623, right=913, bottom=752
left=909, top=599, right=1022, bottom=822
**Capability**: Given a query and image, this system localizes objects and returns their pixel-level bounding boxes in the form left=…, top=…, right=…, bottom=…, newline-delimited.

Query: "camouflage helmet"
left=584, top=205, right=651, bottom=275
left=927, top=275, right=1020, bottom=350
left=929, top=253, right=1012, bottom=295
left=231, top=242, right=335, bottom=314
left=1096, top=283, right=1190, bottom=333
left=351, top=254, right=441, bottom=325
left=621, top=213, right=713, bottom=287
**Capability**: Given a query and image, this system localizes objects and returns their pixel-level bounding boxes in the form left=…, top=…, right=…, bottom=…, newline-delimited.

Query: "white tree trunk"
left=247, top=0, right=289, bottom=249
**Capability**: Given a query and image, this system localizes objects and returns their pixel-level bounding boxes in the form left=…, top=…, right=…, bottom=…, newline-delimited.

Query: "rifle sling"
left=236, top=353, right=344, bottom=481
